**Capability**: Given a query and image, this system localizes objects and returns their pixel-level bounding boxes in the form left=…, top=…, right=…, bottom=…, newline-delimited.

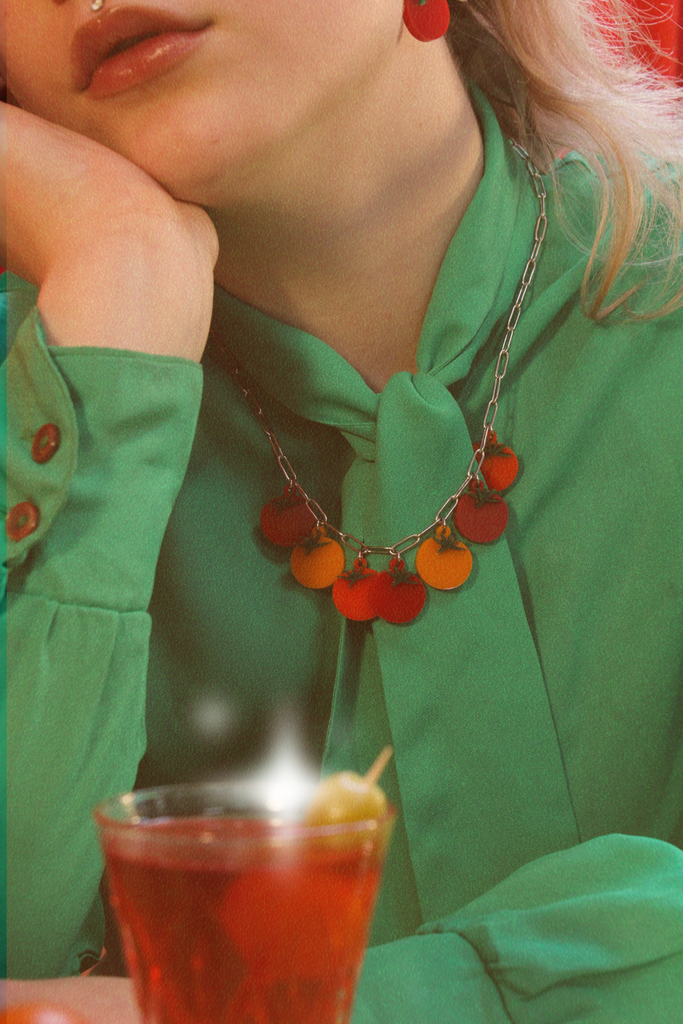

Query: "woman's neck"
left=210, top=42, right=483, bottom=392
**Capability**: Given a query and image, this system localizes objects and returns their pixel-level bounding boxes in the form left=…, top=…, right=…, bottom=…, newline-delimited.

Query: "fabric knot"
left=340, top=371, right=474, bottom=552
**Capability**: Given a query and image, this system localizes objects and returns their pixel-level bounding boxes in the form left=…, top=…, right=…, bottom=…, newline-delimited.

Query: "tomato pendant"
left=402, top=0, right=451, bottom=42
left=290, top=526, right=346, bottom=589
left=260, top=485, right=317, bottom=547
left=473, top=431, right=519, bottom=491
left=374, top=558, right=426, bottom=624
left=332, top=557, right=380, bottom=621
left=2, top=1005, right=91, bottom=1024
left=454, top=481, right=508, bottom=543
left=415, top=524, right=473, bottom=590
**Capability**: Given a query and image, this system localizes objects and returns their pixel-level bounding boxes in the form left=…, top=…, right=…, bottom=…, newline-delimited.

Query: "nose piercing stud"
left=91, top=0, right=104, bottom=10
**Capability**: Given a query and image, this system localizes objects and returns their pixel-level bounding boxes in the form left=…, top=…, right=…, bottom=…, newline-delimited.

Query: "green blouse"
left=3, top=88, right=683, bottom=1020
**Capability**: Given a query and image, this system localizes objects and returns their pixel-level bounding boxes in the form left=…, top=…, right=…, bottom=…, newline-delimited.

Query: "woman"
left=3, top=0, right=683, bottom=1019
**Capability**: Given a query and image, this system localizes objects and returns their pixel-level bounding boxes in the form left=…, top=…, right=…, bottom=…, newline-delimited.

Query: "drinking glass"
left=94, top=782, right=395, bottom=1024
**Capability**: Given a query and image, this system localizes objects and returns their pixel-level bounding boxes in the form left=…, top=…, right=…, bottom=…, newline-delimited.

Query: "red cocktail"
left=95, top=784, right=394, bottom=1024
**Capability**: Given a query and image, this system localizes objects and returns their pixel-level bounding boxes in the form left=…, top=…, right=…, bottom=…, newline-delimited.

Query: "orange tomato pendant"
left=373, top=558, right=426, bottom=624
left=2, top=1006, right=90, bottom=1024
left=290, top=526, right=346, bottom=589
left=415, top=525, right=472, bottom=590
left=474, top=431, right=519, bottom=492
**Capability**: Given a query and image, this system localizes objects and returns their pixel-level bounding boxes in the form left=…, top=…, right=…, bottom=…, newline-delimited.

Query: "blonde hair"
left=448, top=0, right=683, bottom=319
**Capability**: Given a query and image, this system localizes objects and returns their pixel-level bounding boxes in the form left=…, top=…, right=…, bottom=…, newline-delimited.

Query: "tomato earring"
left=91, top=0, right=104, bottom=10
left=402, top=0, right=451, bottom=42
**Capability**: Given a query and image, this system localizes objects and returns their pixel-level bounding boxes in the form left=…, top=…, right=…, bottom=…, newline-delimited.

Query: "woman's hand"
left=4, top=978, right=141, bottom=1024
left=1, top=103, right=218, bottom=362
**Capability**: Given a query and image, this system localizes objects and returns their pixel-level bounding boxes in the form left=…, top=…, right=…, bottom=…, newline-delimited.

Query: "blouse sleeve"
left=353, top=833, right=683, bottom=1023
left=2, top=275, right=203, bottom=979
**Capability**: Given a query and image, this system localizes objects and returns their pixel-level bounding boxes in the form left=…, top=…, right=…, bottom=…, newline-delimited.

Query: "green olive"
left=305, top=770, right=388, bottom=827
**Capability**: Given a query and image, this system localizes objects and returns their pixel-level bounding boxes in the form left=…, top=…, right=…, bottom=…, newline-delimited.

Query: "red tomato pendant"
left=260, top=485, right=317, bottom=547
left=332, top=558, right=379, bottom=621
left=403, top=0, right=451, bottom=42
left=454, top=482, right=508, bottom=543
left=374, top=558, right=426, bottom=624
left=473, top=431, right=519, bottom=491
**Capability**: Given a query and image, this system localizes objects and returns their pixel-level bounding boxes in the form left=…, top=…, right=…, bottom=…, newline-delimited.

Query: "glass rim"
left=93, top=781, right=396, bottom=843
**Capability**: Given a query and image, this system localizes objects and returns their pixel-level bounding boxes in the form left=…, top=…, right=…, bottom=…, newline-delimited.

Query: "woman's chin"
left=86, top=102, right=290, bottom=209
left=131, top=149, right=269, bottom=210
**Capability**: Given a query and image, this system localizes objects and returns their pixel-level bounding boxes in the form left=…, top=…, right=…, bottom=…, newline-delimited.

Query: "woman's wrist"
left=37, top=223, right=216, bottom=363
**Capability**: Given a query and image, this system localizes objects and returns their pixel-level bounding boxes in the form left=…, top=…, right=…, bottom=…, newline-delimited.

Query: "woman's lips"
left=88, top=30, right=207, bottom=98
left=71, top=5, right=211, bottom=96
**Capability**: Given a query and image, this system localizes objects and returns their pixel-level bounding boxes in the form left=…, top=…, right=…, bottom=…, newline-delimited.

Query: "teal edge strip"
left=1, top=273, right=9, bottom=979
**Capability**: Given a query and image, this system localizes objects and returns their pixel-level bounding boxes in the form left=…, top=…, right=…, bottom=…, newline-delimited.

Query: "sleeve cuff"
left=4, top=285, right=203, bottom=611
left=419, top=834, right=683, bottom=1022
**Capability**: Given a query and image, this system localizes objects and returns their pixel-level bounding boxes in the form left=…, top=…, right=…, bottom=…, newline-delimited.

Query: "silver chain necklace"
left=211, top=142, right=548, bottom=622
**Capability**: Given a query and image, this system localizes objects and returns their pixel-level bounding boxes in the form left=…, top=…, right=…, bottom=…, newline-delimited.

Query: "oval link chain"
left=212, top=142, right=547, bottom=561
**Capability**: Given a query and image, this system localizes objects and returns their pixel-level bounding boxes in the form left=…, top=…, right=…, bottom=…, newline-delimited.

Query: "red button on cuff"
left=31, top=423, right=61, bottom=464
left=6, top=501, right=40, bottom=541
